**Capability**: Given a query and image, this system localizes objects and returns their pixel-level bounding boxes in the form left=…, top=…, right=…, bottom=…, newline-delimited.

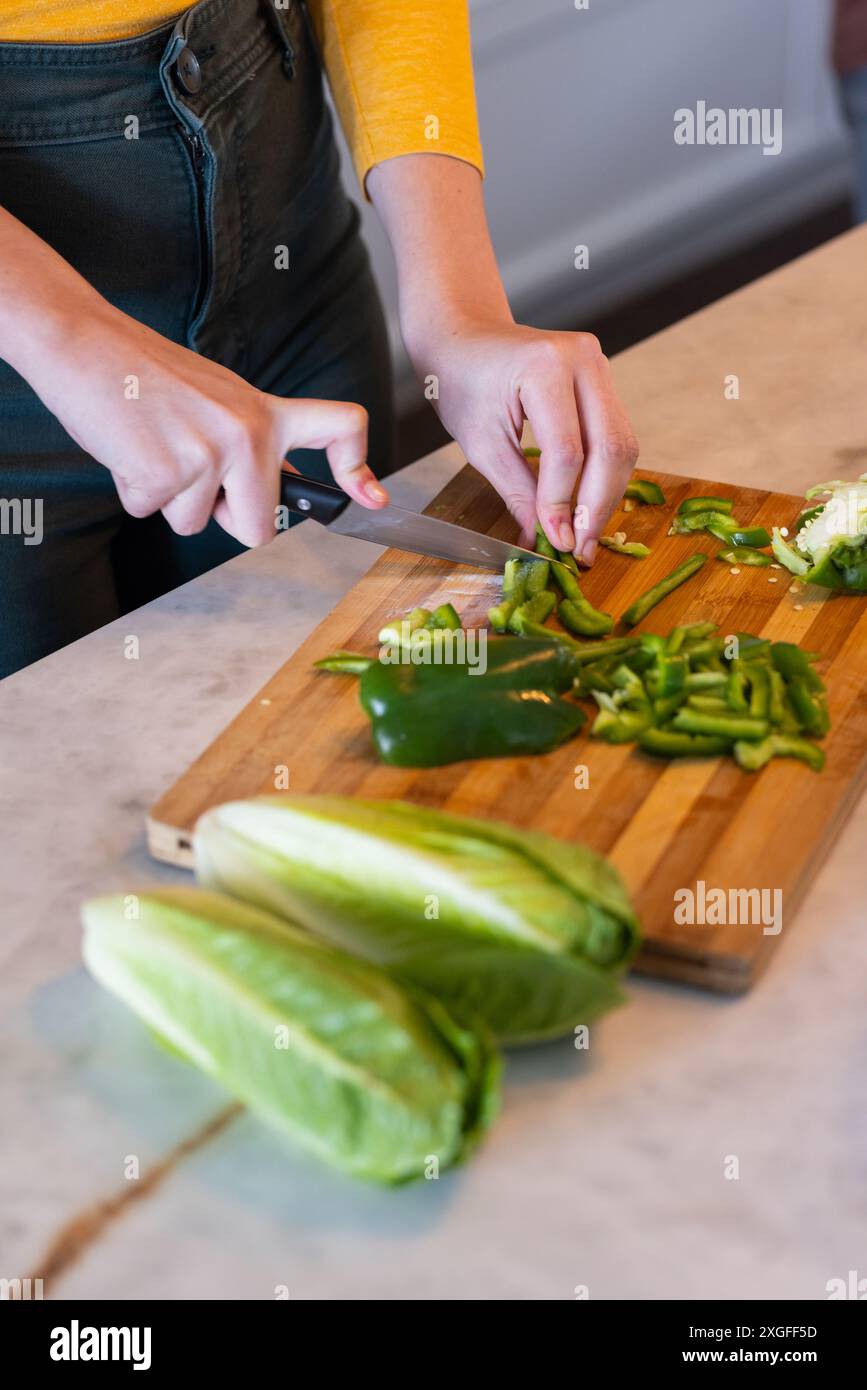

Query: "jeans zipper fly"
left=180, top=126, right=209, bottom=323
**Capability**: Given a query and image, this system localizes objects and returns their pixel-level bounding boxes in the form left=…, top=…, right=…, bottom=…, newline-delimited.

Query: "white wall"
left=330, top=0, right=853, bottom=406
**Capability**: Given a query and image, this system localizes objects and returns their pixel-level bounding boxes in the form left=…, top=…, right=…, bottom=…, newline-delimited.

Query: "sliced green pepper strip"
left=684, top=671, right=727, bottom=691
left=767, top=669, right=787, bottom=726
left=686, top=694, right=731, bottom=715
left=681, top=638, right=719, bottom=662
left=487, top=600, right=514, bottom=633
left=771, top=527, right=810, bottom=576
left=623, top=479, right=665, bottom=505
left=770, top=642, right=821, bottom=681
left=408, top=607, right=432, bottom=632
left=558, top=596, right=614, bottom=637
left=314, top=651, right=375, bottom=675
left=620, top=553, right=707, bottom=627
left=646, top=654, right=688, bottom=698
left=733, top=735, right=825, bottom=773
left=726, top=665, right=751, bottom=712
left=570, top=635, right=642, bottom=664
left=747, top=663, right=770, bottom=720
left=653, top=693, right=687, bottom=721
left=508, top=590, right=556, bottom=633
left=672, top=708, right=770, bottom=740
left=786, top=677, right=830, bottom=737
left=719, top=525, right=772, bottom=549
left=677, top=496, right=734, bottom=516
left=577, top=662, right=618, bottom=696
left=591, top=705, right=654, bottom=744
left=717, top=545, right=773, bottom=567
left=638, top=728, right=732, bottom=758
left=734, top=633, right=772, bottom=660
left=670, top=509, right=735, bottom=536
left=534, top=525, right=558, bottom=562
left=598, top=537, right=651, bottom=558
left=426, top=603, right=462, bottom=631
left=502, top=558, right=528, bottom=604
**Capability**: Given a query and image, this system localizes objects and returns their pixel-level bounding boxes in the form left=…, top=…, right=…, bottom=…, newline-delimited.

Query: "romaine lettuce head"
left=774, top=475, right=867, bottom=591
left=195, top=797, right=641, bottom=1044
left=82, top=888, right=500, bottom=1183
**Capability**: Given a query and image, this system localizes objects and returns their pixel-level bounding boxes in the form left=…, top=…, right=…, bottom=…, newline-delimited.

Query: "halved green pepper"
left=359, top=636, right=585, bottom=766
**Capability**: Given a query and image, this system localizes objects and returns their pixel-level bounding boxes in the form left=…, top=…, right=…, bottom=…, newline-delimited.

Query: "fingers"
left=519, top=358, right=585, bottom=551
left=279, top=397, right=387, bottom=509
left=466, top=433, right=538, bottom=545
left=161, top=472, right=221, bottom=536
left=114, top=475, right=170, bottom=520
left=571, top=342, right=639, bottom=565
left=212, top=463, right=280, bottom=548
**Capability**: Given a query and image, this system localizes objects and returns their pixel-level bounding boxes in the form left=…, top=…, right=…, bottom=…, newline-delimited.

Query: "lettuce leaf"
left=82, top=888, right=500, bottom=1183
left=195, top=797, right=640, bottom=1044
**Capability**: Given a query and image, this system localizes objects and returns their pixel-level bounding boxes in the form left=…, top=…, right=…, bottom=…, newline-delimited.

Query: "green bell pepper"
left=359, top=637, right=585, bottom=766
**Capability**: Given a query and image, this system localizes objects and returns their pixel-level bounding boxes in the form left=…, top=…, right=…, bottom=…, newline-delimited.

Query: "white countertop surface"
left=3, top=232, right=866, bottom=1301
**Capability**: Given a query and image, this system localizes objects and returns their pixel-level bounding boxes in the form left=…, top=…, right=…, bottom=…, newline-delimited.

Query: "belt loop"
left=264, top=0, right=297, bottom=80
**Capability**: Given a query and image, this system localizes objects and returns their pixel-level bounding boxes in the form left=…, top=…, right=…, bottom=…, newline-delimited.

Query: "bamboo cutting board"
left=148, top=467, right=867, bottom=993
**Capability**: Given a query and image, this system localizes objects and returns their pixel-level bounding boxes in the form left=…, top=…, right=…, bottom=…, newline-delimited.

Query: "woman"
left=0, top=0, right=638, bottom=677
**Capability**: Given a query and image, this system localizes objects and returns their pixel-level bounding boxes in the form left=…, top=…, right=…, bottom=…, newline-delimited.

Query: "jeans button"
left=174, top=47, right=202, bottom=95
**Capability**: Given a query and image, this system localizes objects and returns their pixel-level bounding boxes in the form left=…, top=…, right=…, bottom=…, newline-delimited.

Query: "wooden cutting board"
left=148, top=467, right=867, bottom=993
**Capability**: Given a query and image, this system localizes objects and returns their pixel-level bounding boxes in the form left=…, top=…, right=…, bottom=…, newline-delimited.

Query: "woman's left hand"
left=406, top=316, right=639, bottom=563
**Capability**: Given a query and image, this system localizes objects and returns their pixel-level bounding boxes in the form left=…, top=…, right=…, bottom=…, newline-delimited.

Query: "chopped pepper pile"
left=575, top=624, right=827, bottom=771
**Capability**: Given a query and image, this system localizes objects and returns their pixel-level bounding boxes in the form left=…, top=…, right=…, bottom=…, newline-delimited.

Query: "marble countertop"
left=2, top=230, right=866, bottom=1301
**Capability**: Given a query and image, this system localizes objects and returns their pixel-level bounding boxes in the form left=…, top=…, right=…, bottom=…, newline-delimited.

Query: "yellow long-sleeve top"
left=0, top=2, right=483, bottom=192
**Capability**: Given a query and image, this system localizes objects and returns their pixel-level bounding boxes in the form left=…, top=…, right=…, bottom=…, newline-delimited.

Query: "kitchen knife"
left=279, top=471, right=548, bottom=572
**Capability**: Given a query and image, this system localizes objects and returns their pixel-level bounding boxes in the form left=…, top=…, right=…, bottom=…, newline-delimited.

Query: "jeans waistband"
left=0, top=0, right=298, bottom=146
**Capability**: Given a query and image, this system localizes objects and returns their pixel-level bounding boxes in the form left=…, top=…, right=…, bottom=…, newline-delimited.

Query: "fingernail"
left=363, top=480, right=388, bottom=505
left=557, top=523, right=574, bottom=552
left=577, top=538, right=597, bottom=567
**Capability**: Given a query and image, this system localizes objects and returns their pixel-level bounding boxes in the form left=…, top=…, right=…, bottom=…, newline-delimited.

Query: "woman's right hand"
left=27, top=301, right=386, bottom=546
left=0, top=203, right=386, bottom=548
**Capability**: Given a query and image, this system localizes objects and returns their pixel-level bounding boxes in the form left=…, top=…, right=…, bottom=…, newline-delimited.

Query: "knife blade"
left=279, top=470, right=546, bottom=572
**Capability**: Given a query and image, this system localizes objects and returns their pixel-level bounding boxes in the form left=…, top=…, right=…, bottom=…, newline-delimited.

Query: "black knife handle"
left=279, top=471, right=351, bottom=524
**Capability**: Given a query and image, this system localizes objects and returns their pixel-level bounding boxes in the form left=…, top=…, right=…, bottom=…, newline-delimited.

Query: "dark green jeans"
left=0, top=0, right=395, bottom=678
